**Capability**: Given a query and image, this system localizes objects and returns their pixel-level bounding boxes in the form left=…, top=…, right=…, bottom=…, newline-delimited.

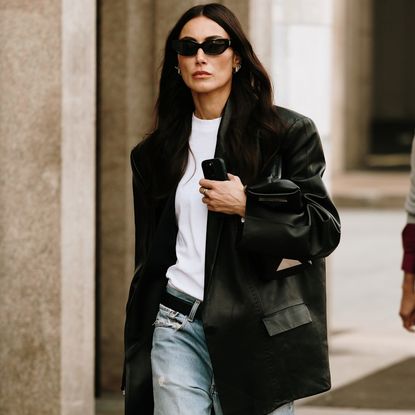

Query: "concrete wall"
left=0, top=1, right=96, bottom=414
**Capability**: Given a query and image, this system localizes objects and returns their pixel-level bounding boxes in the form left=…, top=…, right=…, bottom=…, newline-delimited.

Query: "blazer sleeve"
left=126, top=148, right=153, bottom=309
left=239, top=116, right=341, bottom=260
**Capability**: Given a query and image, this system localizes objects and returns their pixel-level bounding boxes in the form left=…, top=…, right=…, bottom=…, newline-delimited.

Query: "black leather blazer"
left=123, top=100, right=341, bottom=415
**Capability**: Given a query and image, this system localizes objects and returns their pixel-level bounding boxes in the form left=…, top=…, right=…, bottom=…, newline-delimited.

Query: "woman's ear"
left=233, top=53, right=241, bottom=67
left=232, top=54, right=242, bottom=74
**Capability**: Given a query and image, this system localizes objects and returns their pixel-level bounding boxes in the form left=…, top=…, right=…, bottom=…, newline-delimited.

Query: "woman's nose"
left=195, top=48, right=207, bottom=63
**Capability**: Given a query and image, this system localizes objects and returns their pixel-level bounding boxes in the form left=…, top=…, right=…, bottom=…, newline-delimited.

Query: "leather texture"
left=123, top=100, right=341, bottom=415
left=246, top=179, right=303, bottom=212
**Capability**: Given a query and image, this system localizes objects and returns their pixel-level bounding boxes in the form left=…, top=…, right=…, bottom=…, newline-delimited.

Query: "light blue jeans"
left=151, top=285, right=294, bottom=415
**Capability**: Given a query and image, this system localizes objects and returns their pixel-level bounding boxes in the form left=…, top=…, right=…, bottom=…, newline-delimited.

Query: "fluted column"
left=0, top=1, right=96, bottom=414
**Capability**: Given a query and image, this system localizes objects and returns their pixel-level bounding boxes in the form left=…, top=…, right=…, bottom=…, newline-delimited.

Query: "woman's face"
left=177, top=16, right=240, bottom=97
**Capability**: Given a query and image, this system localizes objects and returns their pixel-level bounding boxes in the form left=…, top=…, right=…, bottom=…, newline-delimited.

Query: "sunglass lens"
left=182, top=41, right=198, bottom=56
left=203, top=39, right=229, bottom=55
left=172, top=40, right=197, bottom=56
left=172, top=39, right=230, bottom=56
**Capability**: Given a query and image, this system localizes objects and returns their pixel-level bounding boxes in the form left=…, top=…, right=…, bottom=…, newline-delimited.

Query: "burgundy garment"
left=402, top=223, right=415, bottom=272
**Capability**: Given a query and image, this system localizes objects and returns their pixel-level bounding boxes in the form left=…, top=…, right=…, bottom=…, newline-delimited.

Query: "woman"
left=123, top=3, right=341, bottom=415
left=400, top=135, right=415, bottom=332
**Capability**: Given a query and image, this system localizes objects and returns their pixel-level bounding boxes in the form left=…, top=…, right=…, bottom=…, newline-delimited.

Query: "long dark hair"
left=140, top=3, right=282, bottom=200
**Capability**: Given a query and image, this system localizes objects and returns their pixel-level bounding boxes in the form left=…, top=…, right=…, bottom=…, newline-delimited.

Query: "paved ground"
left=332, top=172, right=409, bottom=208
left=97, top=208, right=415, bottom=415
left=297, top=208, right=415, bottom=415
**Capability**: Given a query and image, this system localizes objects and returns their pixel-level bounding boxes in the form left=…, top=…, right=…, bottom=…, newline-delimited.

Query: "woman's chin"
left=189, top=82, right=230, bottom=96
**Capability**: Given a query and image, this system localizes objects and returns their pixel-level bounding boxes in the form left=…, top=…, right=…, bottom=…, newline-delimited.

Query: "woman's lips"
left=192, top=71, right=212, bottom=79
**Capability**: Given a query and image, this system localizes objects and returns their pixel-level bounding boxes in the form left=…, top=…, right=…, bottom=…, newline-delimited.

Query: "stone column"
left=331, top=0, right=374, bottom=172
left=0, top=1, right=96, bottom=414
left=271, top=0, right=334, bottom=147
left=249, top=0, right=273, bottom=74
left=97, top=0, right=251, bottom=393
left=97, top=0, right=156, bottom=392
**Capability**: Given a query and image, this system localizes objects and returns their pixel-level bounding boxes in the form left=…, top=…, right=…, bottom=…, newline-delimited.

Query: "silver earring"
left=175, top=66, right=181, bottom=75
left=233, top=64, right=241, bottom=74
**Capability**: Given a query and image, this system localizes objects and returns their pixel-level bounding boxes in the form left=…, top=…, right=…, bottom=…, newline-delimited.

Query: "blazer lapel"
left=203, top=99, right=233, bottom=298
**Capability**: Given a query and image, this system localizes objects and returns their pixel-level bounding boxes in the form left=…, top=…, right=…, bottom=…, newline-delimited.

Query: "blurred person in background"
left=400, top=135, right=415, bottom=332
left=122, top=3, right=341, bottom=415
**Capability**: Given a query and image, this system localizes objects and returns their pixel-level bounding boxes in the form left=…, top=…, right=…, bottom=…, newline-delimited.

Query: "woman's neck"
left=192, top=89, right=230, bottom=120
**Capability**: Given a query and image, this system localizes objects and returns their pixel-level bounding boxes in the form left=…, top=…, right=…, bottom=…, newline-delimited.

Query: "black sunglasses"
left=172, top=38, right=231, bottom=56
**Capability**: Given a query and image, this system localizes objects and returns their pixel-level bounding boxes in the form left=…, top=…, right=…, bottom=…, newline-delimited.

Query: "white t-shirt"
left=166, top=114, right=221, bottom=300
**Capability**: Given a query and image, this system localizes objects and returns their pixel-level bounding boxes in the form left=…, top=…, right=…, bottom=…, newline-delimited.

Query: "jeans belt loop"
left=187, top=299, right=201, bottom=322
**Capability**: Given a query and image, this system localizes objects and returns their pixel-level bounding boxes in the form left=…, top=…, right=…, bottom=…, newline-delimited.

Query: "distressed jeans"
left=151, top=285, right=294, bottom=415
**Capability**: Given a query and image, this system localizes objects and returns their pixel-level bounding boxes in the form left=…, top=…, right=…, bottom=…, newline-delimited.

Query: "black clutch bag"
left=246, top=179, right=303, bottom=213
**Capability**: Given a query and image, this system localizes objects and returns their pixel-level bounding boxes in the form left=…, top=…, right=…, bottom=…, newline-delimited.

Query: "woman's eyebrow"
left=179, top=35, right=227, bottom=41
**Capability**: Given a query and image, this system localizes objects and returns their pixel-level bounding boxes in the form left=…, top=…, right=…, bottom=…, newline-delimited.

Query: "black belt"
left=161, top=291, right=203, bottom=321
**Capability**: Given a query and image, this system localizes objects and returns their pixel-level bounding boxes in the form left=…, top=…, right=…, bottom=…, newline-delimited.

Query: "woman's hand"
left=199, top=173, right=246, bottom=218
left=400, top=272, right=415, bottom=332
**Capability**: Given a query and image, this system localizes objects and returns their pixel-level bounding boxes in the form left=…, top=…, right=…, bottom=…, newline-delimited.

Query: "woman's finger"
left=228, top=173, right=241, bottom=183
left=199, top=178, right=215, bottom=188
left=199, top=187, right=210, bottom=196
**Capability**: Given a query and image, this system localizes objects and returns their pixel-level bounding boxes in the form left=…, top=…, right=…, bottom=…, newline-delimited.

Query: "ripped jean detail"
left=153, top=304, right=185, bottom=331
left=151, top=288, right=222, bottom=415
left=150, top=286, right=294, bottom=415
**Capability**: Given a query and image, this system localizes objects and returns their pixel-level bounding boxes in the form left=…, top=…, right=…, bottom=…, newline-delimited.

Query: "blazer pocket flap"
left=262, top=303, right=312, bottom=336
